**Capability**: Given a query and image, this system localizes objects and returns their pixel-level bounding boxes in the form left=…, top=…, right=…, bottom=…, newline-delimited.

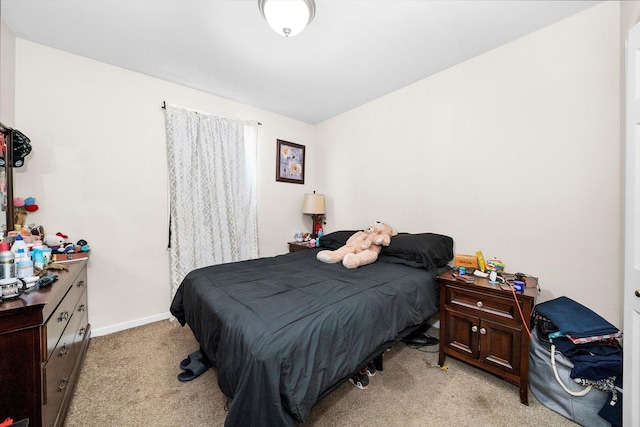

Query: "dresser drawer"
left=43, top=323, right=75, bottom=427
left=445, top=285, right=520, bottom=326
left=71, top=287, right=88, bottom=354
left=44, top=269, right=87, bottom=361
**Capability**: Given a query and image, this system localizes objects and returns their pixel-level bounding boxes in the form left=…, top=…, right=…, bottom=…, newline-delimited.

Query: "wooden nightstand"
left=437, top=269, right=537, bottom=405
left=288, top=241, right=314, bottom=253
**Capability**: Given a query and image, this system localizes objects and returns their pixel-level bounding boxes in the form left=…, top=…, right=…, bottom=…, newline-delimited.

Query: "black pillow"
left=380, top=233, right=454, bottom=270
left=317, top=230, right=358, bottom=250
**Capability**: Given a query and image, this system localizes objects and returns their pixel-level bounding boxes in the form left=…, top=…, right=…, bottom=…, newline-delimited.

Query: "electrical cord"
left=405, top=343, right=439, bottom=353
left=507, top=280, right=532, bottom=338
left=404, top=335, right=439, bottom=353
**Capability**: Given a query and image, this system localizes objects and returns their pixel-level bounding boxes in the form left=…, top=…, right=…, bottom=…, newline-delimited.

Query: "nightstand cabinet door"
left=444, top=309, right=479, bottom=359
left=479, top=318, right=521, bottom=376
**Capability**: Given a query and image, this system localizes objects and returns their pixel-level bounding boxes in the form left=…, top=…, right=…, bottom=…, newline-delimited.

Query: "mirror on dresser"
left=0, top=121, right=15, bottom=233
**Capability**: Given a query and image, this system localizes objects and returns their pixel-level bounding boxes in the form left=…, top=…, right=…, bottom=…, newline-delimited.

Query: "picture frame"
left=276, top=139, right=305, bottom=184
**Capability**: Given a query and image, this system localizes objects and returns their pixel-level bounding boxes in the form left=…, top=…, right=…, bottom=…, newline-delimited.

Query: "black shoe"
left=403, top=333, right=439, bottom=346
left=348, top=369, right=370, bottom=389
left=365, top=360, right=377, bottom=377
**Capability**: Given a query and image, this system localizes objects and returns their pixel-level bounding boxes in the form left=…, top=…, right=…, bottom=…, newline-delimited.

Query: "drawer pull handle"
left=471, top=325, right=478, bottom=333
left=480, top=328, right=487, bottom=335
left=58, top=377, right=69, bottom=391
left=59, top=344, right=69, bottom=357
left=77, top=280, right=85, bottom=288
left=78, top=304, right=86, bottom=312
left=58, top=311, right=70, bottom=322
left=476, top=301, right=483, bottom=308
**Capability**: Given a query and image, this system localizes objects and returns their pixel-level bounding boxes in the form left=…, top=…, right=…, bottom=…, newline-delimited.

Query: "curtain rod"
left=161, top=101, right=261, bottom=125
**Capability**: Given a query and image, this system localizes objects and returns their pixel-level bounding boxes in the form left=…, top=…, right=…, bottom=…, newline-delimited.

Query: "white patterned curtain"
left=165, top=105, right=259, bottom=297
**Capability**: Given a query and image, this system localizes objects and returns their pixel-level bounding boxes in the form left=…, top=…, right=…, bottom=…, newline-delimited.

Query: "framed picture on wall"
left=276, top=139, right=305, bottom=184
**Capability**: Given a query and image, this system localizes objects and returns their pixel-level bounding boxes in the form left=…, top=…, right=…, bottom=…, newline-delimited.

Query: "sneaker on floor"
left=349, top=370, right=370, bottom=390
left=366, top=360, right=377, bottom=377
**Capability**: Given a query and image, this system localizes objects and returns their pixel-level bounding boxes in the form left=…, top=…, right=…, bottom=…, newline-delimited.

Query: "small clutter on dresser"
left=0, top=222, right=90, bottom=302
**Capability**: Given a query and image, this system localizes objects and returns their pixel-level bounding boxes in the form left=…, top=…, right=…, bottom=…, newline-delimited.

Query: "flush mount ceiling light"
left=258, top=0, right=316, bottom=37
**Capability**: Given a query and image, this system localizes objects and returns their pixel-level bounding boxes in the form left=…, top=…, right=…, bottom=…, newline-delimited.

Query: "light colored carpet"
left=66, top=319, right=578, bottom=426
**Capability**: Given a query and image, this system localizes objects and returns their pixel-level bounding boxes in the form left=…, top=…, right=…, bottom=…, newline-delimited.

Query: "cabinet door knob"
left=476, top=301, right=483, bottom=308
left=471, top=325, right=478, bottom=333
left=635, top=290, right=640, bottom=298
left=480, top=328, right=487, bottom=335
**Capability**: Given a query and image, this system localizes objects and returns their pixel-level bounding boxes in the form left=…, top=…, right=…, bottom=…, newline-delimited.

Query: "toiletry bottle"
left=17, top=258, right=33, bottom=279
left=0, top=242, right=15, bottom=279
left=11, top=234, right=27, bottom=258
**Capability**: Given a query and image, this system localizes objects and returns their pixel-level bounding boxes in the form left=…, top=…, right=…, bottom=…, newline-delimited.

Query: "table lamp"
left=302, top=192, right=325, bottom=238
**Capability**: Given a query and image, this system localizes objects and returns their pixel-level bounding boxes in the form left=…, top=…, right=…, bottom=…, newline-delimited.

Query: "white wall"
left=0, top=17, right=16, bottom=126
left=316, top=1, right=622, bottom=325
left=7, top=1, right=624, bottom=331
left=13, top=40, right=317, bottom=334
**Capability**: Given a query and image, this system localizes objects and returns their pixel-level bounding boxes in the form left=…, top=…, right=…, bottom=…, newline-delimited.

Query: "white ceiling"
left=1, top=0, right=602, bottom=124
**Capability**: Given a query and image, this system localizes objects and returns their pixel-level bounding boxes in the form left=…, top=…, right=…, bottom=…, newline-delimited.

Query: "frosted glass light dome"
left=258, top=0, right=316, bottom=37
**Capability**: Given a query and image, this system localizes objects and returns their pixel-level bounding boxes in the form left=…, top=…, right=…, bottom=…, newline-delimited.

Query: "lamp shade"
left=302, top=193, right=325, bottom=214
left=258, top=0, right=316, bottom=37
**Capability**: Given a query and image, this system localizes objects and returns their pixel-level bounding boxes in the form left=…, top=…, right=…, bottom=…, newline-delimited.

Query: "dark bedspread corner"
left=169, top=287, right=186, bottom=326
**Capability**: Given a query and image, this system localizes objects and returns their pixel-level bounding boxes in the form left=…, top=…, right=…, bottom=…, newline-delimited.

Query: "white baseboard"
left=90, top=311, right=174, bottom=337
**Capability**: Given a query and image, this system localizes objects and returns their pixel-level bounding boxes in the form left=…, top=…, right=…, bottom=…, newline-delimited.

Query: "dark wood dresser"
left=0, top=259, right=89, bottom=426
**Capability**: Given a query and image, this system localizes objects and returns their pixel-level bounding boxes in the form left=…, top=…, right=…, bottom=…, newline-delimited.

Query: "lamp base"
left=312, top=214, right=323, bottom=238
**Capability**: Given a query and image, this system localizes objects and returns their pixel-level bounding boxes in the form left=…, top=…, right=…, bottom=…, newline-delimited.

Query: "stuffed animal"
left=43, top=232, right=67, bottom=248
left=317, top=221, right=397, bottom=269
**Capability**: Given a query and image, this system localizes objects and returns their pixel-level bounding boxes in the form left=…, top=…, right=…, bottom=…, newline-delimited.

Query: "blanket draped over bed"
left=171, top=237, right=449, bottom=427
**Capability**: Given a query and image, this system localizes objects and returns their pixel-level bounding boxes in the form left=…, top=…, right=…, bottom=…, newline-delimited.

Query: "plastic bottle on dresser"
left=16, top=257, right=33, bottom=278
left=15, top=246, right=33, bottom=278
left=32, top=247, right=45, bottom=270
left=0, top=241, right=15, bottom=279
left=10, top=235, right=27, bottom=258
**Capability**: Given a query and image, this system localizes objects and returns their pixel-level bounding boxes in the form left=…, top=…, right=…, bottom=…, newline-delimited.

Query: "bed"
left=170, top=231, right=453, bottom=427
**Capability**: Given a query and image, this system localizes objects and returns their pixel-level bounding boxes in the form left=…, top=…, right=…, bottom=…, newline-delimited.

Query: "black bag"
left=0, top=129, right=32, bottom=168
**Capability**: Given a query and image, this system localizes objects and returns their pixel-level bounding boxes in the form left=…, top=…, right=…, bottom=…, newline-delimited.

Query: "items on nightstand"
left=453, top=254, right=478, bottom=269
left=486, top=257, right=505, bottom=273
left=454, top=273, right=475, bottom=284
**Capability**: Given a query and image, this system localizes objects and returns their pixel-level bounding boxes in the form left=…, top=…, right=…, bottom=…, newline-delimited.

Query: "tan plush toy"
left=317, top=221, right=397, bottom=269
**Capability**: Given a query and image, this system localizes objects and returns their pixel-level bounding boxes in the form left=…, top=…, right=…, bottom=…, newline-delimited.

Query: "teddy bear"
left=316, top=221, right=397, bottom=269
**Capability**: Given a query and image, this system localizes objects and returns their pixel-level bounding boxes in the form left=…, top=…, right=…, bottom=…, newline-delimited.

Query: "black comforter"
left=171, top=249, right=441, bottom=426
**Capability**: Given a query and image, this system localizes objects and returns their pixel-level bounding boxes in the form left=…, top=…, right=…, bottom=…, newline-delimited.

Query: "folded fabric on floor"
left=552, top=337, right=623, bottom=380
left=533, top=296, right=620, bottom=339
